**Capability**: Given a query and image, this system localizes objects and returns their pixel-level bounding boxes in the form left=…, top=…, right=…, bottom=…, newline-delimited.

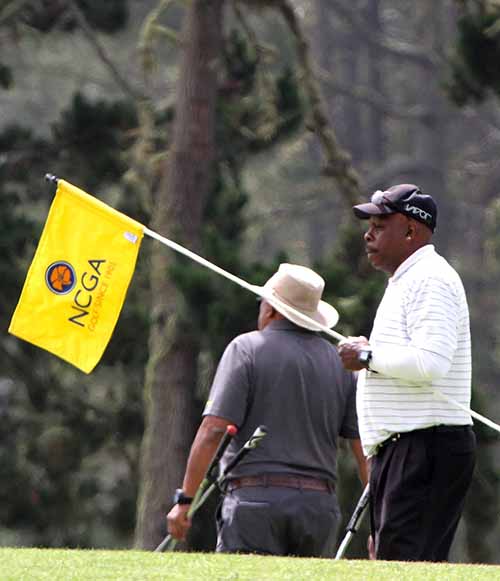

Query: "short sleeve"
left=203, top=337, right=252, bottom=427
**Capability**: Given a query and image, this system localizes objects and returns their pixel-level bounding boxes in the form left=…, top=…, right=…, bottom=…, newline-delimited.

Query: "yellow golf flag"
left=9, top=179, right=144, bottom=373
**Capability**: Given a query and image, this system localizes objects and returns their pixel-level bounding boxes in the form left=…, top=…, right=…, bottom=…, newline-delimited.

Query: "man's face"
left=363, top=213, right=412, bottom=274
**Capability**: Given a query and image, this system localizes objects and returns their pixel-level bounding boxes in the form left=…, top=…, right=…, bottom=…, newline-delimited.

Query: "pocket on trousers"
left=220, top=495, right=270, bottom=527
left=219, top=496, right=274, bottom=554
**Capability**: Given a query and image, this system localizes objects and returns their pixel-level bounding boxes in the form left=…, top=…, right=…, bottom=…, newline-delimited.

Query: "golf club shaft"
left=188, top=425, right=268, bottom=513
left=155, top=425, right=267, bottom=552
left=188, top=423, right=239, bottom=512
left=221, top=425, right=268, bottom=475
left=206, top=424, right=238, bottom=479
left=155, top=533, right=175, bottom=553
left=154, top=492, right=205, bottom=553
left=334, top=484, right=370, bottom=560
left=345, top=484, right=370, bottom=533
left=335, top=531, right=353, bottom=561
left=154, top=424, right=237, bottom=553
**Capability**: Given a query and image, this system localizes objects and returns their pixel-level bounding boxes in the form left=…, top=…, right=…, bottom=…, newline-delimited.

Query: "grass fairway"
left=1, top=548, right=499, bottom=580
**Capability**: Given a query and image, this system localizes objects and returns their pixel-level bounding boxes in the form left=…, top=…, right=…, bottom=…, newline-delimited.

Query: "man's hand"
left=368, top=534, right=376, bottom=560
left=167, top=503, right=191, bottom=541
left=338, top=336, right=370, bottom=371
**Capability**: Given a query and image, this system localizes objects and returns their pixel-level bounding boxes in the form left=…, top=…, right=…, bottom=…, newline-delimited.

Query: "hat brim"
left=256, top=287, right=339, bottom=331
left=353, top=202, right=394, bottom=219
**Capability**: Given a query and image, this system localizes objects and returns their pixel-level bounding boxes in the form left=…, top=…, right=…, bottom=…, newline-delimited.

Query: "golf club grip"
left=154, top=533, right=177, bottom=553
left=221, top=425, right=268, bottom=476
left=345, top=484, right=370, bottom=533
left=206, top=424, right=238, bottom=480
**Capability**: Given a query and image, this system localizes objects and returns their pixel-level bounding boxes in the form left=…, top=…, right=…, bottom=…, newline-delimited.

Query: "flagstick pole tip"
left=45, top=173, right=59, bottom=184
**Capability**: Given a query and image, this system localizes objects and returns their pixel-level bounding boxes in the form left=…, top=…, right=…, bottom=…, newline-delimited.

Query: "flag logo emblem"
left=45, top=261, right=77, bottom=295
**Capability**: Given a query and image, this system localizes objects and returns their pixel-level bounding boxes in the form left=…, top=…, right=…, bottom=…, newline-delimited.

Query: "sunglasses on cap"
left=370, top=186, right=422, bottom=211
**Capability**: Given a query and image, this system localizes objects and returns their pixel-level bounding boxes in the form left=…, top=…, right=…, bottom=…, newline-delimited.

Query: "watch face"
left=359, top=350, right=371, bottom=364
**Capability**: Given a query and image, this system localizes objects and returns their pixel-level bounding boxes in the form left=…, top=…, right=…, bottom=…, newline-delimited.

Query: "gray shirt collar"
left=263, top=319, right=316, bottom=333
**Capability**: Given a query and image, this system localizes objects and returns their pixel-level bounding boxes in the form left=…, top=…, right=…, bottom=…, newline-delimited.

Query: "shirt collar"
left=390, top=244, right=435, bottom=282
left=263, top=319, right=315, bottom=333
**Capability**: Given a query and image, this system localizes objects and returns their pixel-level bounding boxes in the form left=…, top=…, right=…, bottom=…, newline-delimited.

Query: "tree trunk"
left=135, top=0, right=224, bottom=550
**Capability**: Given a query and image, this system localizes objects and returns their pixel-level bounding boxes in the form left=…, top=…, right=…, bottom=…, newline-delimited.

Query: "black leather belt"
left=227, top=474, right=334, bottom=492
left=378, top=425, right=471, bottom=450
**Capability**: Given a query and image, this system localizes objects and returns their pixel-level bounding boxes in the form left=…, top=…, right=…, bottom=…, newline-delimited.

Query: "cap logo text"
left=404, top=203, right=431, bottom=222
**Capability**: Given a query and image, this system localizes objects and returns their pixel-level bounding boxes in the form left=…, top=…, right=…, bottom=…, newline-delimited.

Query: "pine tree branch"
left=67, top=0, right=146, bottom=103
left=273, top=0, right=363, bottom=207
left=139, top=0, right=180, bottom=78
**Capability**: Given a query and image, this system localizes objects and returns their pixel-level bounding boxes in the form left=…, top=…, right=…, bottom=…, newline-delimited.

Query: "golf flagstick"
left=155, top=425, right=268, bottom=552
left=335, top=484, right=370, bottom=560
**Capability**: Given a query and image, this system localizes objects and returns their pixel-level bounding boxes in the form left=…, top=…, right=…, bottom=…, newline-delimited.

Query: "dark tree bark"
left=135, top=0, right=224, bottom=550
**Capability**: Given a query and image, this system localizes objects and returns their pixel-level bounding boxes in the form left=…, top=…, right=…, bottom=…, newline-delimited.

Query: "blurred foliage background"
left=1, top=0, right=500, bottom=562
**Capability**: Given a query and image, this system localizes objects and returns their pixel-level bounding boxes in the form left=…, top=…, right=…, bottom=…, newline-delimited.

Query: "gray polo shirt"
left=203, top=319, right=359, bottom=484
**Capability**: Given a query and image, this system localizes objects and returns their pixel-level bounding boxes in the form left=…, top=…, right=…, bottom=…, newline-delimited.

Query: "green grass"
left=1, top=548, right=499, bottom=581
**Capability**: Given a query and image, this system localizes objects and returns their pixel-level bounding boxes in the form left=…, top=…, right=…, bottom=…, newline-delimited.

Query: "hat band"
left=270, top=289, right=319, bottom=315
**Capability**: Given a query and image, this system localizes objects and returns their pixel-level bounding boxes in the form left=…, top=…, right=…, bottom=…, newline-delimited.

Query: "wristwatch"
left=358, top=349, right=373, bottom=370
left=172, top=488, right=193, bottom=505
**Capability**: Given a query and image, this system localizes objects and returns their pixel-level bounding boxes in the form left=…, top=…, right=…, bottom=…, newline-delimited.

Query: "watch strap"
left=173, top=488, right=193, bottom=505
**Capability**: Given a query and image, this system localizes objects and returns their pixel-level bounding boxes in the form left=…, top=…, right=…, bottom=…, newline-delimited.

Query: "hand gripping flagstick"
left=154, top=424, right=268, bottom=553
left=335, top=484, right=370, bottom=560
left=42, top=175, right=500, bottom=436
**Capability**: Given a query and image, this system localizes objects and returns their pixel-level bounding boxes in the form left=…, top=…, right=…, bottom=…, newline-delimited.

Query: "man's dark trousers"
left=216, top=485, right=340, bottom=556
left=370, top=425, right=476, bottom=561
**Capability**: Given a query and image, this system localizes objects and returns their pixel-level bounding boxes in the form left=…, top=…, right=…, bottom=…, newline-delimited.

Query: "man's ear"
left=269, top=306, right=277, bottom=318
left=406, top=220, right=415, bottom=240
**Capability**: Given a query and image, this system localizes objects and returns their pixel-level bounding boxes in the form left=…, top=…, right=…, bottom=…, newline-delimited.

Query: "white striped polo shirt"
left=357, top=244, right=472, bottom=457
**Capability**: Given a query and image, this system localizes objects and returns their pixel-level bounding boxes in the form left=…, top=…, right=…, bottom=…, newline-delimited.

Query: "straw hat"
left=257, top=263, right=339, bottom=331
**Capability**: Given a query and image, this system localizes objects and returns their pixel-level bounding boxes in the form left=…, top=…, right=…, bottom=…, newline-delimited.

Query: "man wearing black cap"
left=338, top=184, right=476, bottom=562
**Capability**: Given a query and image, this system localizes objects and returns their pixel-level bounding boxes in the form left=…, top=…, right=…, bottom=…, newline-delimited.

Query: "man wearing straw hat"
left=338, top=184, right=476, bottom=562
left=167, top=263, right=367, bottom=556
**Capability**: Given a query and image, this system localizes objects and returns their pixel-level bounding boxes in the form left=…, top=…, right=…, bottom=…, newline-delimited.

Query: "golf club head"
left=246, top=425, right=268, bottom=449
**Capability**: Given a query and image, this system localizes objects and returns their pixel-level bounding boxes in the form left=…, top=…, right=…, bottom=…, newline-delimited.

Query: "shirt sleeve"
left=202, top=337, right=252, bottom=427
left=339, top=370, right=360, bottom=439
left=370, top=344, right=452, bottom=382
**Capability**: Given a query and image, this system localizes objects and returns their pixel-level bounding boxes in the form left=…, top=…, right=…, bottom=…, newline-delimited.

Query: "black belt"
left=378, top=425, right=471, bottom=450
left=226, top=474, right=334, bottom=493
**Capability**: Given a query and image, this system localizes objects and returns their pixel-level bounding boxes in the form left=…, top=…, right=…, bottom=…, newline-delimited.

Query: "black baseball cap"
left=353, top=184, right=437, bottom=232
